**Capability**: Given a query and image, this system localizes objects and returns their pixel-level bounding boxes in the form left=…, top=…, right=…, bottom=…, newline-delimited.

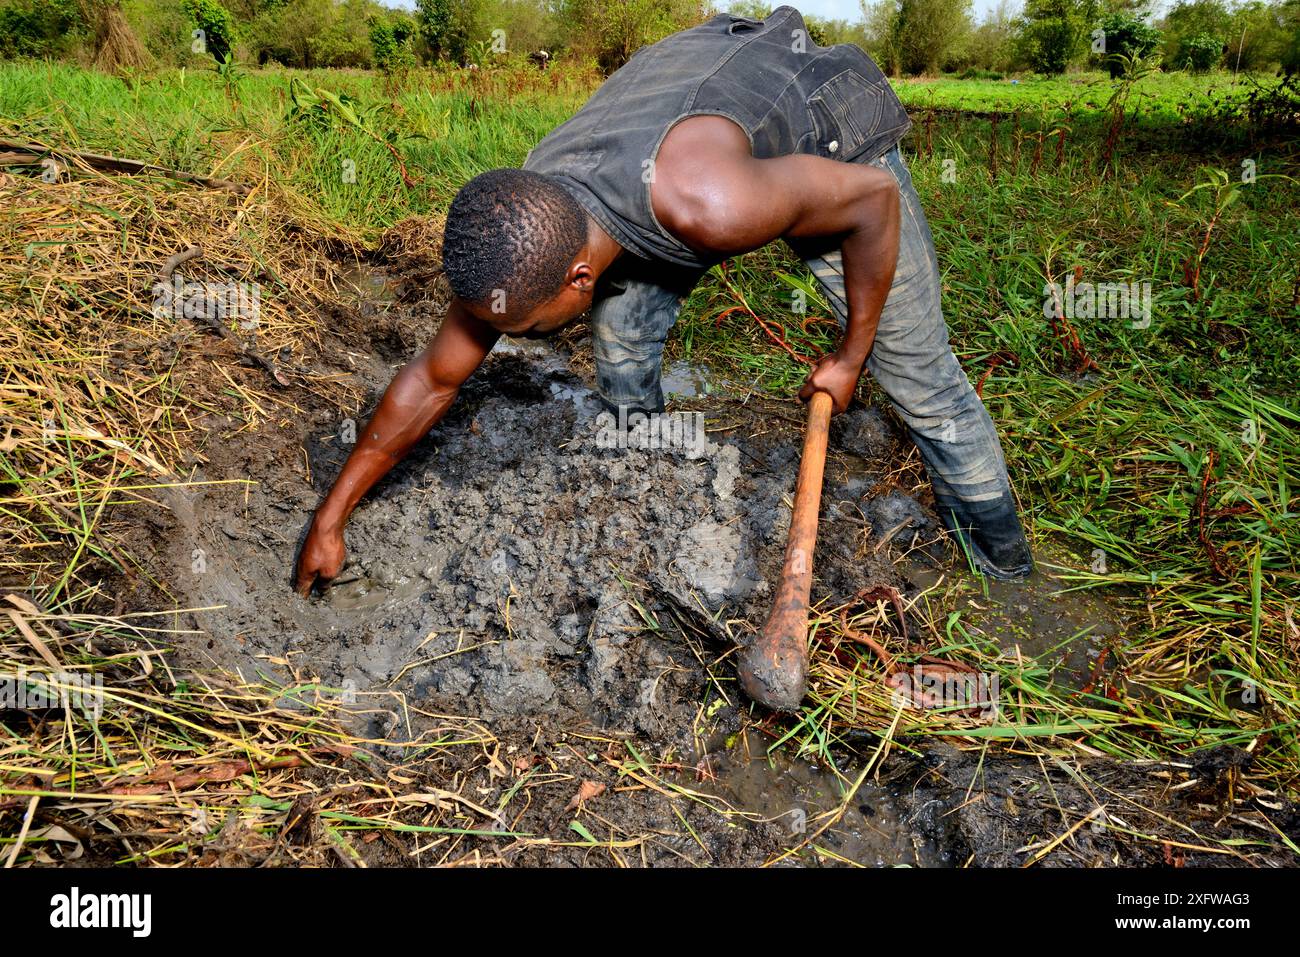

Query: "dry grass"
left=84, top=2, right=151, bottom=74
left=0, top=159, right=368, bottom=592
left=0, top=593, right=509, bottom=866
left=0, top=160, right=517, bottom=867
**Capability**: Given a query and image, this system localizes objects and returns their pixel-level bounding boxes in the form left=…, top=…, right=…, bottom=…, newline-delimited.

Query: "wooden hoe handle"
left=737, top=390, right=834, bottom=711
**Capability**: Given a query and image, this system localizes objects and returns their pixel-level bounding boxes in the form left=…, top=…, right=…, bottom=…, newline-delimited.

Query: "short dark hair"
left=440, top=168, right=587, bottom=316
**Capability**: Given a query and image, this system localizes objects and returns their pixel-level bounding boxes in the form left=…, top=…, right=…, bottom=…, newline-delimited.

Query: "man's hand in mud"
left=798, top=352, right=861, bottom=414
left=295, top=521, right=345, bottom=597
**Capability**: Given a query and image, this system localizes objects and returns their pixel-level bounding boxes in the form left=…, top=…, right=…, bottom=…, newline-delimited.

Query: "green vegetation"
left=0, top=0, right=85, bottom=60
left=3, top=0, right=1295, bottom=77
left=1014, top=0, right=1095, bottom=74
left=367, top=9, right=417, bottom=72
left=1095, top=10, right=1163, bottom=77
left=0, top=60, right=591, bottom=222
left=181, top=0, right=237, bottom=63
left=896, top=68, right=1256, bottom=120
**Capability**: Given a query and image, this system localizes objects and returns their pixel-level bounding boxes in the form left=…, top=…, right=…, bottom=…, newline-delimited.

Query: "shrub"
left=369, top=13, right=416, bottom=72
left=1015, top=0, right=1089, bottom=75
left=1095, top=11, right=1162, bottom=78
left=1178, top=31, right=1223, bottom=71
left=181, top=0, right=236, bottom=63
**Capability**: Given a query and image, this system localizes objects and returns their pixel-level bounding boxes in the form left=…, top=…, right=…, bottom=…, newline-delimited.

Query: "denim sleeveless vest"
left=522, top=6, right=911, bottom=268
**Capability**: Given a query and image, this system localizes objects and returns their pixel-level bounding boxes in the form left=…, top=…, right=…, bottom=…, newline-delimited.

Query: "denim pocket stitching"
left=807, top=70, right=884, bottom=157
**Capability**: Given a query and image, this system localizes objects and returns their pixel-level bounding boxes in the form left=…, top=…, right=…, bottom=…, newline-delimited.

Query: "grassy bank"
left=678, top=96, right=1300, bottom=788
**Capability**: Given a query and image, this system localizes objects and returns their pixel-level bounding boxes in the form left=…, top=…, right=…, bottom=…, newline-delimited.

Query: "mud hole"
left=112, top=262, right=1290, bottom=867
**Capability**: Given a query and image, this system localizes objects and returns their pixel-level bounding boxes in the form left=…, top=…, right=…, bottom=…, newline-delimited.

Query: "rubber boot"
left=938, top=490, right=1034, bottom=580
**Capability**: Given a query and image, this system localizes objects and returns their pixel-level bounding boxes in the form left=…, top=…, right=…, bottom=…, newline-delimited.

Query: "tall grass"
left=0, top=61, right=593, bottom=228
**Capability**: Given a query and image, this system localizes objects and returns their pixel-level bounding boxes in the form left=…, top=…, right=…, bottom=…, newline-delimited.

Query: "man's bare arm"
left=653, top=116, right=900, bottom=412
left=295, top=300, right=499, bottom=595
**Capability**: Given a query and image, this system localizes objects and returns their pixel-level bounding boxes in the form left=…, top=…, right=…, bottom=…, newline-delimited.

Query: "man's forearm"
left=312, top=362, right=457, bottom=532
left=294, top=299, right=498, bottom=595
left=310, top=299, right=499, bottom=534
left=836, top=186, right=900, bottom=370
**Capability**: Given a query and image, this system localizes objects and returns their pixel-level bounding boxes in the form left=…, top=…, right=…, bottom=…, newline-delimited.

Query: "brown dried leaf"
left=564, top=779, right=606, bottom=813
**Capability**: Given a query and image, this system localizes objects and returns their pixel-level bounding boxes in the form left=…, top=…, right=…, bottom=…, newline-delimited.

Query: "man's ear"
left=567, top=260, right=596, bottom=293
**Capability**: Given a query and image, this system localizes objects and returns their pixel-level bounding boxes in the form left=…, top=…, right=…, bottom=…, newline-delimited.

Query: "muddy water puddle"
left=686, top=731, right=950, bottom=867
left=340, top=263, right=397, bottom=302
left=662, top=358, right=715, bottom=399
left=492, top=335, right=554, bottom=357
left=908, top=543, right=1130, bottom=689
left=323, top=572, right=428, bottom=611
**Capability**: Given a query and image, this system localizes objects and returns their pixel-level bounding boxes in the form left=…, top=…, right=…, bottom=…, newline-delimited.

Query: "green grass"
left=0, top=61, right=591, bottom=227
left=895, top=69, right=1266, bottom=123
left=3, top=60, right=1298, bottom=787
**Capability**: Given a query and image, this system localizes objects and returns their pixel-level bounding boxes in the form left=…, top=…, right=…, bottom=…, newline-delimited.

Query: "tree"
left=182, top=0, right=236, bottom=63
left=556, top=0, right=706, bottom=73
left=1282, top=0, right=1300, bottom=73
left=1224, top=0, right=1292, bottom=71
left=1094, top=10, right=1161, bottom=76
left=1159, top=0, right=1230, bottom=68
left=1161, top=0, right=1231, bottom=40
left=244, top=0, right=377, bottom=68
left=944, top=0, right=1021, bottom=72
left=805, top=16, right=871, bottom=47
left=802, top=15, right=829, bottom=46
left=860, top=0, right=903, bottom=73
left=859, top=0, right=972, bottom=75
left=1016, top=0, right=1098, bottom=74
left=415, top=0, right=452, bottom=59
left=475, top=0, right=563, bottom=58
left=311, top=0, right=379, bottom=66
left=893, top=0, right=972, bottom=73
left=0, top=0, right=86, bottom=58
left=369, top=11, right=416, bottom=71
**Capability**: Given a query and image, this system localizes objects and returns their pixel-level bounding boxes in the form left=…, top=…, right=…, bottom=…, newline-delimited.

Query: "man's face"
left=465, top=263, right=597, bottom=339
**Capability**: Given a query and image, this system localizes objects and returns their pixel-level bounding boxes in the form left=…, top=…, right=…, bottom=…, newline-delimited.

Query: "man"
left=295, top=7, right=1033, bottom=710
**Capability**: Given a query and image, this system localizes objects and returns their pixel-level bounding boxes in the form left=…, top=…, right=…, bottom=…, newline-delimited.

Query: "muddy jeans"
left=589, top=147, right=1033, bottom=579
